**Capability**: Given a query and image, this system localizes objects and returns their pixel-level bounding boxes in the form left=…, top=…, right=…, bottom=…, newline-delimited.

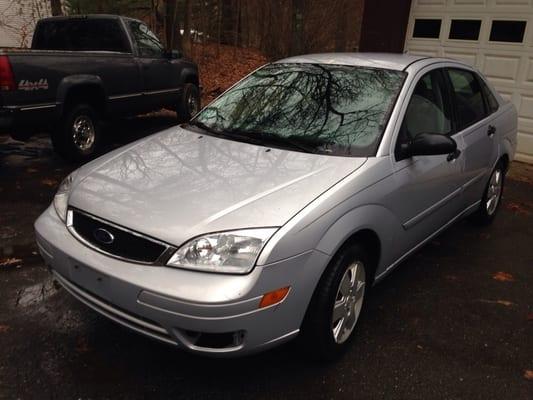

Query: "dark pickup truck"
left=0, top=14, right=200, bottom=161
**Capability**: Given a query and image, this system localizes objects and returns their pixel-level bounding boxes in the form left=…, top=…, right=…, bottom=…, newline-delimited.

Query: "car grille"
left=67, top=208, right=176, bottom=264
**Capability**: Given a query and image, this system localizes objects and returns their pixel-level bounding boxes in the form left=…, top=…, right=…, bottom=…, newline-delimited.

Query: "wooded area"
left=60, top=0, right=365, bottom=59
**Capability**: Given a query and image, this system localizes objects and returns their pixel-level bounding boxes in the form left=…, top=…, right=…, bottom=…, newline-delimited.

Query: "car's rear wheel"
left=471, top=161, right=506, bottom=225
left=301, top=243, right=370, bottom=361
left=176, top=83, right=200, bottom=123
left=52, top=103, right=101, bottom=163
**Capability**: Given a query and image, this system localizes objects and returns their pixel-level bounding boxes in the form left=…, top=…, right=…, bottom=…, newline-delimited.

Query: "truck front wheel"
left=176, top=83, right=200, bottom=123
left=52, top=103, right=101, bottom=162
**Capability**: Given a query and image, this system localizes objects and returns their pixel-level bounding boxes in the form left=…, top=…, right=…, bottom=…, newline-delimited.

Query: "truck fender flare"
left=179, top=68, right=199, bottom=86
left=56, top=75, right=105, bottom=116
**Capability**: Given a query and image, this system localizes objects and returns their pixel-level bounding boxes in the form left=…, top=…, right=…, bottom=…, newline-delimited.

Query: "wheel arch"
left=56, top=76, right=106, bottom=117
left=314, top=204, right=401, bottom=284
left=180, top=68, right=199, bottom=87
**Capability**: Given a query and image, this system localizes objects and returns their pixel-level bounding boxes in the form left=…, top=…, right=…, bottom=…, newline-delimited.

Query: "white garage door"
left=404, top=0, right=533, bottom=164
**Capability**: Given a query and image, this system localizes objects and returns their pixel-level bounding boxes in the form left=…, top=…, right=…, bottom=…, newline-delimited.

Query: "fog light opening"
left=259, top=286, right=290, bottom=308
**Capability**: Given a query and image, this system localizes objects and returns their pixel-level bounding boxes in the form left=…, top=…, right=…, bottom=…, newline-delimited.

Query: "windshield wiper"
left=224, top=129, right=321, bottom=154
left=187, top=120, right=221, bottom=136
left=187, top=122, right=324, bottom=154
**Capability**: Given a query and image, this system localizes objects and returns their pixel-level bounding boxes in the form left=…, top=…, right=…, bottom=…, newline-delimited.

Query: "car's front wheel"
left=301, top=243, right=369, bottom=360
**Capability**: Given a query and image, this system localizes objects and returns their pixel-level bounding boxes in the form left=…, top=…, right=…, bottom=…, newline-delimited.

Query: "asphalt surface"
left=0, top=118, right=532, bottom=399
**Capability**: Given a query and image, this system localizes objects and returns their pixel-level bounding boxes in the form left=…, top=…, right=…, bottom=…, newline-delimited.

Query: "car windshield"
left=191, top=63, right=406, bottom=157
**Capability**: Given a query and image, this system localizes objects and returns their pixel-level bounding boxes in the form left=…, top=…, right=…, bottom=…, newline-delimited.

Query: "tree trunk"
left=50, top=0, right=62, bottom=16
left=182, top=0, right=192, bottom=55
left=165, top=0, right=177, bottom=49
left=335, top=0, right=348, bottom=52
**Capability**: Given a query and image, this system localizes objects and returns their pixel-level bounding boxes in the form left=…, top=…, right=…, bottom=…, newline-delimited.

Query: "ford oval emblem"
left=93, top=228, right=114, bottom=245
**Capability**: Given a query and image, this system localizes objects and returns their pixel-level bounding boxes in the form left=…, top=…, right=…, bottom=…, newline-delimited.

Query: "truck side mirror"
left=164, top=49, right=182, bottom=59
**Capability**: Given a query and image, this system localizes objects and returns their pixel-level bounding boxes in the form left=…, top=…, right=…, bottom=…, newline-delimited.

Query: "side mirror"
left=400, top=133, right=457, bottom=159
left=164, top=49, right=182, bottom=59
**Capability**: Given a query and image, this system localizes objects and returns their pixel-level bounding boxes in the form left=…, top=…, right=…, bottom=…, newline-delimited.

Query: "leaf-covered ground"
left=191, top=43, right=268, bottom=105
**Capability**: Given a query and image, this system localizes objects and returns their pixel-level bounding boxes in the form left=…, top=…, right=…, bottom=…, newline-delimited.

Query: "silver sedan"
left=35, top=53, right=517, bottom=359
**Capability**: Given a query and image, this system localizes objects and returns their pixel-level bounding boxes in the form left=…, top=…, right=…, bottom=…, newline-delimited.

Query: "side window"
left=83, top=19, right=129, bottom=52
left=128, top=21, right=165, bottom=58
left=396, top=69, right=452, bottom=158
left=447, top=69, right=487, bottom=131
left=479, top=78, right=499, bottom=114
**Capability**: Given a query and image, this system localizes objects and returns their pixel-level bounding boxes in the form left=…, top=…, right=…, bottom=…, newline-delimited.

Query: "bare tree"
left=50, top=0, right=62, bottom=15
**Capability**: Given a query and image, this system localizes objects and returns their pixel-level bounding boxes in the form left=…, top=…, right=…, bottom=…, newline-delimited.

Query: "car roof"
left=276, top=53, right=458, bottom=71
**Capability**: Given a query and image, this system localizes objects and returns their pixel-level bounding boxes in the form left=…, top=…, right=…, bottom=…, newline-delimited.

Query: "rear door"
left=445, top=68, right=498, bottom=208
left=385, top=66, right=466, bottom=257
left=126, top=20, right=180, bottom=111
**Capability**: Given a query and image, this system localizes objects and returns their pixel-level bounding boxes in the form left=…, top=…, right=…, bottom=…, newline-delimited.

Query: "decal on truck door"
left=18, top=79, right=49, bottom=91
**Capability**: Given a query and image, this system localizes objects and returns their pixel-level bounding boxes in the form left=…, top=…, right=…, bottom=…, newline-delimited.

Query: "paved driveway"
left=0, top=122, right=532, bottom=399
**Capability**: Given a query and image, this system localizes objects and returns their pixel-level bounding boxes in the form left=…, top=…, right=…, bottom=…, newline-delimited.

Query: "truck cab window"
left=128, top=21, right=165, bottom=58
left=32, top=19, right=129, bottom=53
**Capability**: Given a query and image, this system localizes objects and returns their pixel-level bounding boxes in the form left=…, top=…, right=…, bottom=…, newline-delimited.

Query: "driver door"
left=127, top=20, right=180, bottom=111
left=384, top=67, right=466, bottom=258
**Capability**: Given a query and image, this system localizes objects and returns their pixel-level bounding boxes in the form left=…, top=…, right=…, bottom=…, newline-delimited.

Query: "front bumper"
left=35, top=205, right=330, bottom=356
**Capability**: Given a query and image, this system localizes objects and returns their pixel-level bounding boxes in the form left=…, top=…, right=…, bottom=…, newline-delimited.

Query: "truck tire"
left=52, top=103, right=101, bottom=163
left=176, top=83, right=200, bottom=123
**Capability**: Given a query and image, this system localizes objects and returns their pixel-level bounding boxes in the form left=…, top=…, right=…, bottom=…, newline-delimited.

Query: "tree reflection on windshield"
left=193, top=63, right=406, bottom=157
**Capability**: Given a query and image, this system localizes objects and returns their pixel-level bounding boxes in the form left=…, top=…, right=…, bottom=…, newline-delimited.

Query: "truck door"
left=127, top=20, right=181, bottom=111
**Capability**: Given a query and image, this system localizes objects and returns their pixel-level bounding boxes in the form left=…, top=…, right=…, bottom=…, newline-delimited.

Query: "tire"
left=51, top=103, right=101, bottom=163
left=176, top=83, right=200, bottom=123
left=471, top=161, right=506, bottom=225
left=300, top=243, right=371, bottom=361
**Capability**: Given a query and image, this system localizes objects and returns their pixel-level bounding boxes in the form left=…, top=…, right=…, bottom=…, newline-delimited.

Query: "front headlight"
left=166, top=228, right=278, bottom=274
left=53, top=172, right=77, bottom=223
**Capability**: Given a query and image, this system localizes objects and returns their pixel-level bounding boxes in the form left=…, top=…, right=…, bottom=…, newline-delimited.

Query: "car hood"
left=69, top=126, right=366, bottom=246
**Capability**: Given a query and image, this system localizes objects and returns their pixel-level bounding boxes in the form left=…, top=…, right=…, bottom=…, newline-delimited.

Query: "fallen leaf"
left=524, top=370, right=533, bottom=381
left=76, top=336, right=91, bottom=353
left=41, top=178, right=58, bottom=187
left=0, top=257, right=22, bottom=267
left=527, top=313, right=533, bottom=321
left=493, top=271, right=515, bottom=282
left=505, top=202, right=531, bottom=215
left=0, top=325, right=10, bottom=333
left=476, top=299, right=515, bottom=307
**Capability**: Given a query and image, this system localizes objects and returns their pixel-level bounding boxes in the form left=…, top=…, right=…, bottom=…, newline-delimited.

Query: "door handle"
left=487, top=125, right=496, bottom=137
left=447, top=149, right=461, bottom=162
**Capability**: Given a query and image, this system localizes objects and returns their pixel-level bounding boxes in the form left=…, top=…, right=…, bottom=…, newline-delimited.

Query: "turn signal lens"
left=259, top=287, right=290, bottom=308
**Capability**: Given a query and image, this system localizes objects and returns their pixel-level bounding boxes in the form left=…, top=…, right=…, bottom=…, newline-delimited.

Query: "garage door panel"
left=517, top=131, right=533, bottom=162
left=406, top=47, right=441, bottom=57
left=483, top=55, right=521, bottom=82
left=494, top=0, right=532, bottom=6
left=414, top=0, right=446, bottom=6
left=525, top=59, right=533, bottom=83
left=452, top=0, right=486, bottom=5
left=518, top=95, right=533, bottom=122
left=443, top=51, right=478, bottom=66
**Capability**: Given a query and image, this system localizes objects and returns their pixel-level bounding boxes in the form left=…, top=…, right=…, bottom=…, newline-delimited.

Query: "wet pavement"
left=0, top=119, right=532, bottom=399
